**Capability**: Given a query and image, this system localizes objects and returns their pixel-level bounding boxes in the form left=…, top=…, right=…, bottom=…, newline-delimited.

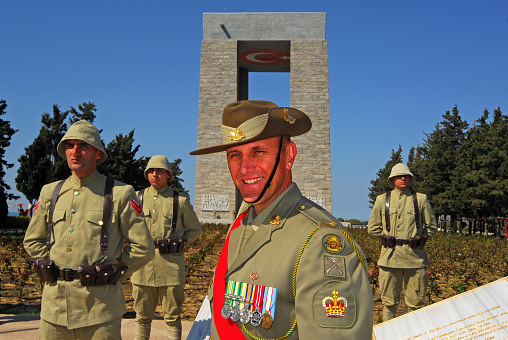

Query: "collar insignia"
left=230, top=128, right=245, bottom=141
left=283, top=108, right=296, bottom=124
left=320, top=221, right=337, bottom=228
left=269, top=215, right=281, bottom=225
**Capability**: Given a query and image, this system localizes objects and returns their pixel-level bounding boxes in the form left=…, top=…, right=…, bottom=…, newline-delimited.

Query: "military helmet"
left=57, top=120, right=107, bottom=164
left=388, top=163, right=414, bottom=185
left=144, top=155, right=172, bottom=179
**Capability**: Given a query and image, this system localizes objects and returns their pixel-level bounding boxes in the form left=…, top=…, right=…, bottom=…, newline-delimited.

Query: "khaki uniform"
left=210, top=184, right=373, bottom=339
left=131, top=185, right=202, bottom=339
left=368, top=188, right=438, bottom=316
left=23, top=171, right=155, bottom=331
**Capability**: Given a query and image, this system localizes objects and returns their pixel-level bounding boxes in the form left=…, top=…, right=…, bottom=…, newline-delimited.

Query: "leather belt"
left=395, top=238, right=411, bottom=246
left=56, top=267, right=80, bottom=281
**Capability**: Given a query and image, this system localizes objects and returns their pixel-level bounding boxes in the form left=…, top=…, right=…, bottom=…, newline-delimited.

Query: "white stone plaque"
left=373, top=277, right=508, bottom=340
left=307, top=196, right=326, bottom=208
left=201, top=195, right=229, bottom=212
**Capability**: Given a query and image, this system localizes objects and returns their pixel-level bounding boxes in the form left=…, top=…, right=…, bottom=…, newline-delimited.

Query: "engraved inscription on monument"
left=201, top=195, right=229, bottom=212
left=307, top=197, right=326, bottom=209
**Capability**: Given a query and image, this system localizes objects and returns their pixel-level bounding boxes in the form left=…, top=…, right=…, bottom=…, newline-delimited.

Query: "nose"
left=239, top=155, right=256, bottom=174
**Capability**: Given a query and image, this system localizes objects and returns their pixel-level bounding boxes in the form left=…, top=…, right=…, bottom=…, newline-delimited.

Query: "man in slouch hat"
left=190, top=100, right=373, bottom=339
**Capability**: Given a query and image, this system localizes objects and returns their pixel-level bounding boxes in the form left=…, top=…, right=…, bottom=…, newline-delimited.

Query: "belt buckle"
left=63, top=268, right=74, bottom=281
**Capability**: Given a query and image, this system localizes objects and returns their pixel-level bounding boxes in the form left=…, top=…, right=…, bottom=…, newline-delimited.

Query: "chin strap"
left=248, top=136, right=284, bottom=204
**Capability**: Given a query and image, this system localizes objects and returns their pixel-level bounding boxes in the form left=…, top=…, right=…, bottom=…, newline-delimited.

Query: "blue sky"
left=2, top=1, right=508, bottom=220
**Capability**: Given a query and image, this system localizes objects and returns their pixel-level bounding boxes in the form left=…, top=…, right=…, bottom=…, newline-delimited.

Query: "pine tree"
left=368, top=145, right=403, bottom=208
left=68, top=102, right=97, bottom=124
left=416, top=106, right=468, bottom=217
left=0, top=100, right=19, bottom=200
left=168, top=158, right=188, bottom=193
left=16, top=105, right=70, bottom=208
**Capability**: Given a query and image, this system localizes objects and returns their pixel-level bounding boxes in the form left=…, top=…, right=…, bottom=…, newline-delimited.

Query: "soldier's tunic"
left=368, top=189, right=438, bottom=268
left=210, top=183, right=373, bottom=339
left=131, top=185, right=202, bottom=287
left=23, top=171, right=155, bottom=329
left=131, top=185, right=202, bottom=338
left=368, top=188, right=438, bottom=309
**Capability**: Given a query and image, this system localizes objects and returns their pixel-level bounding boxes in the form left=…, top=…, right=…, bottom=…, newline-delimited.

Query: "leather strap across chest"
left=137, top=188, right=179, bottom=232
left=384, top=191, right=420, bottom=232
left=46, top=177, right=114, bottom=253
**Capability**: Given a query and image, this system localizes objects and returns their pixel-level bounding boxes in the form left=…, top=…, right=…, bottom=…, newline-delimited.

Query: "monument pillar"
left=194, top=13, right=332, bottom=222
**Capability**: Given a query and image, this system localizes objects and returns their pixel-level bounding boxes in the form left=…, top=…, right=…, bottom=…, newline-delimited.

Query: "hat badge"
left=230, top=128, right=245, bottom=141
left=283, top=108, right=296, bottom=124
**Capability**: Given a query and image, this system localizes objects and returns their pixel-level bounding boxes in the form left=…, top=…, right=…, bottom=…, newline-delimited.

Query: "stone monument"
left=194, top=12, right=332, bottom=221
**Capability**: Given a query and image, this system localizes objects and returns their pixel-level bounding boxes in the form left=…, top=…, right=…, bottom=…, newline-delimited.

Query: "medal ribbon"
left=225, top=280, right=235, bottom=306
left=239, top=282, right=248, bottom=310
left=262, top=286, right=277, bottom=321
left=213, top=209, right=250, bottom=340
left=245, top=283, right=254, bottom=312
left=253, top=283, right=265, bottom=312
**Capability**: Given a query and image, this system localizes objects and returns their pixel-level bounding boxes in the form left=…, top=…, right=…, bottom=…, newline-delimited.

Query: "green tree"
left=68, top=101, right=97, bottom=124
left=0, top=100, right=19, bottom=200
left=168, top=158, right=188, bottom=193
left=453, top=108, right=508, bottom=217
left=16, top=105, right=70, bottom=207
left=98, top=130, right=148, bottom=191
left=368, top=145, right=403, bottom=208
left=416, top=106, right=468, bottom=218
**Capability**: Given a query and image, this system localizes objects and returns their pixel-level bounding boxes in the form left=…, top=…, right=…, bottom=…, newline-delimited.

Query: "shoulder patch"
left=131, top=199, right=142, bottom=214
left=313, top=281, right=357, bottom=328
left=323, top=234, right=343, bottom=253
left=34, top=201, right=40, bottom=213
left=324, top=256, right=346, bottom=278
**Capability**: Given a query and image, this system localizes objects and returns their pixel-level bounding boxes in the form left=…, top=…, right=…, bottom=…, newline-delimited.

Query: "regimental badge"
left=34, top=201, right=40, bottom=213
left=320, top=221, right=338, bottom=228
left=230, top=128, right=245, bottom=141
left=322, top=290, right=347, bottom=318
left=324, top=235, right=342, bottom=253
left=269, top=215, right=281, bottom=225
left=283, top=108, right=296, bottom=124
left=131, top=199, right=142, bottom=214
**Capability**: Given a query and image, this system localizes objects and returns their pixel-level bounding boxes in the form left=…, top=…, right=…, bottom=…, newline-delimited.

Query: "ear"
left=285, top=141, right=297, bottom=171
left=95, top=150, right=103, bottom=161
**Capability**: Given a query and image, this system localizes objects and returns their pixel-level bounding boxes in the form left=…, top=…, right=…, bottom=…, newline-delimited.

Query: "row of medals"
left=222, top=299, right=273, bottom=330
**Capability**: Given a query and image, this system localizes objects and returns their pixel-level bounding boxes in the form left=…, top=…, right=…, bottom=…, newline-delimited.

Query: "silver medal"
left=221, top=304, right=232, bottom=319
left=240, top=308, right=251, bottom=324
left=250, top=310, right=262, bottom=327
left=230, top=304, right=241, bottom=322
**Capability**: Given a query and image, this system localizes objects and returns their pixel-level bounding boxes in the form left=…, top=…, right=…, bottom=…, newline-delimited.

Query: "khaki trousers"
left=132, top=284, right=185, bottom=340
left=379, top=266, right=428, bottom=308
left=39, top=317, right=122, bottom=340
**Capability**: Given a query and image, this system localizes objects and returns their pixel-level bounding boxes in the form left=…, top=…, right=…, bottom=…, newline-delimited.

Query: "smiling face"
left=391, top=175, right=412, bottom=192
left=226, top=136, right=297, bottom=214
left=65, top=139, right=102, bottom=178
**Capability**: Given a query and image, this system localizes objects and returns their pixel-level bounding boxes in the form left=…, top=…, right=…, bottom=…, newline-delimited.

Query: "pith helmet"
left=189, top=100, right=312, bottom=155
left=388, top=163, right=414, bottom=185
left=57, top=120, right=107, bottom=164
left=144, top=155, right=172, bottom=179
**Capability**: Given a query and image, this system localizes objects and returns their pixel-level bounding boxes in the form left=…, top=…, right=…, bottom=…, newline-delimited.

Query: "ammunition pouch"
left=154, top=238, right=186, bottom=254
left=77, top=262, right=128, bottom=286
left=30, top=258, right=57, bottom=283
left=379, top=235, right=396, bottom=248
left=380, top=235, right=428, bottom=248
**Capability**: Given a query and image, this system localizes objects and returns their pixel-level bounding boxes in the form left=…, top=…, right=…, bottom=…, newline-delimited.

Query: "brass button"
left=153, top=196, right=158, bottom=200
left=68, top=228, right=74, bottom=233
left=151, top=232, right=155, bottom=237
left=74, top=191, right=80, bottom=196
left=152, top=209, right=156, bottom=213
left=98, top=221, right=104, bottom=226
left=66, top=247, right=72, bottom=252
left=71, top=209, right=76, bottom=214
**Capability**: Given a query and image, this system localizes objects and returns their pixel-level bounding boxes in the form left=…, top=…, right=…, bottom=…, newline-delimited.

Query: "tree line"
left=368, top=105, right=508, bottom=222
left=0, top=100, right=187, bottom=215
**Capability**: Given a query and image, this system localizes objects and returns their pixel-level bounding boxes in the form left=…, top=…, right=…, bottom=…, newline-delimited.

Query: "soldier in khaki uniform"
left=131, top=155, right=202, bottom=340
left=368, top=163, right=438, bottom=321
left=24, top=120, right=155, bottom=339
left=190, top=100, right=373, bottom=339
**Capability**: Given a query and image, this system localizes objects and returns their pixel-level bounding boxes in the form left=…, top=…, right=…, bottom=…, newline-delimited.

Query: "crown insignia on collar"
left=230, top=128, right=245, bottom=141
left=269, top=215, right=281, bottom=225
left=283, top=108, right=296, bottom=124
left=322, top=290, right=347, bottom=318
